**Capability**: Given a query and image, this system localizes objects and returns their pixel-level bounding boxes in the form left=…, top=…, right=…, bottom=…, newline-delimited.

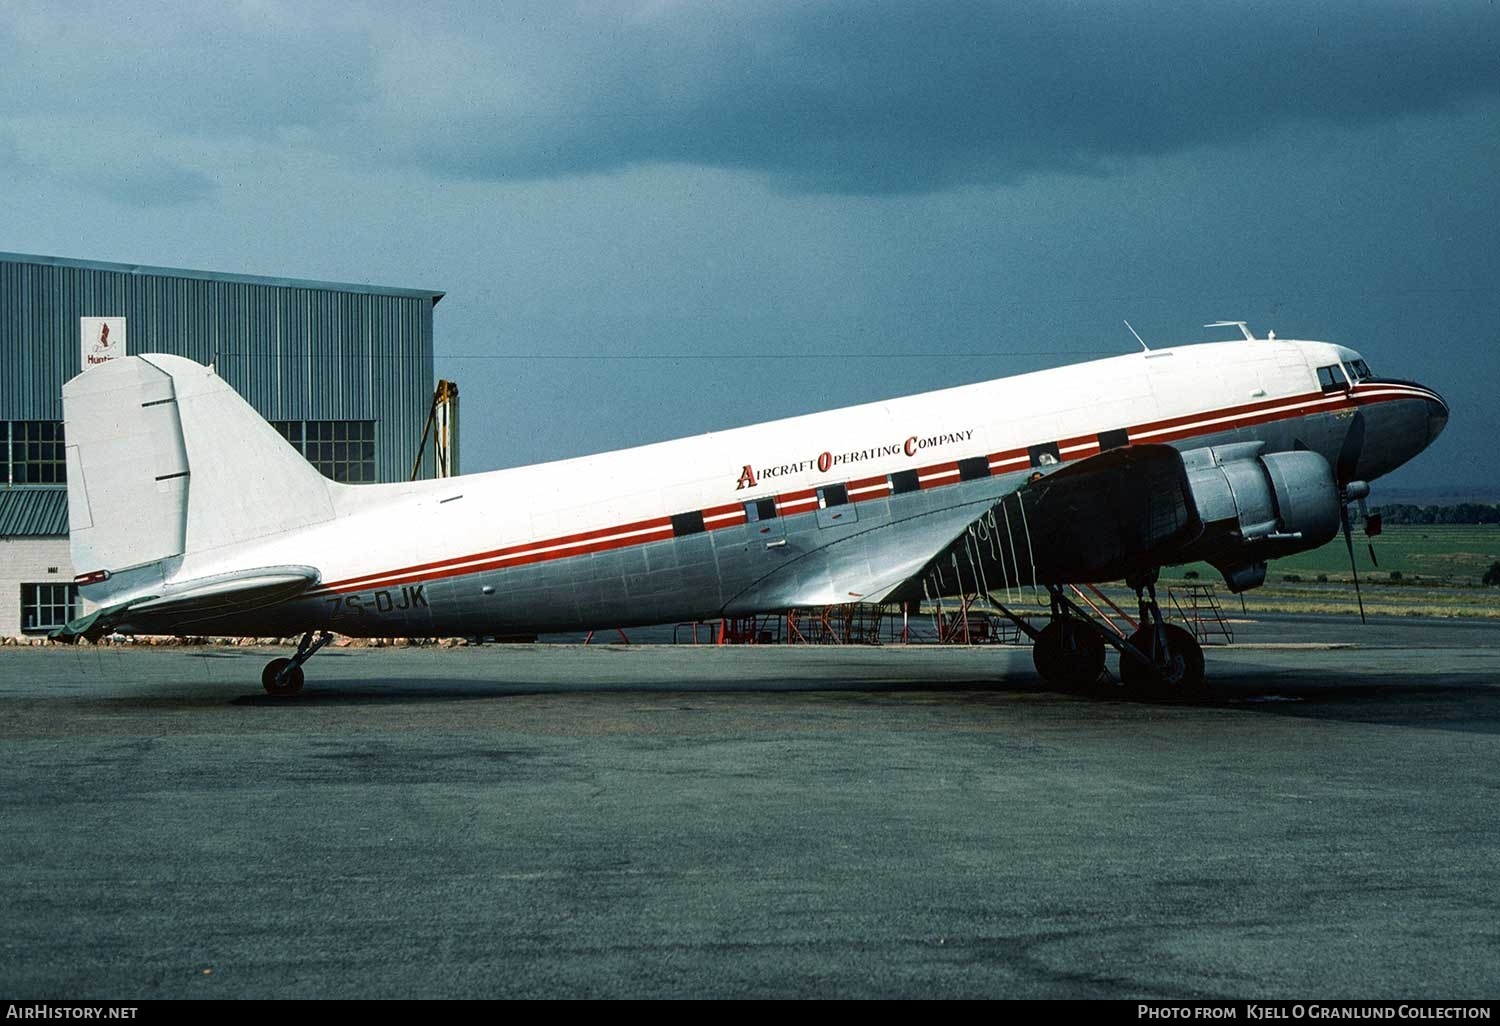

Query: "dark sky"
left=2, top=1, right=1496, bottom=492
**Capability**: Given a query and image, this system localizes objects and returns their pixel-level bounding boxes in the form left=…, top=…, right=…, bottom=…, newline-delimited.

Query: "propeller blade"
left=1335, top=411, right=1367, bottom=487
left=1341, top=504, right=1367, bottom=625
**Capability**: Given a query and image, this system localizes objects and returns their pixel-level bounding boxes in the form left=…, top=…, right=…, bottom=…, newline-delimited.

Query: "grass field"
left=1157, top=524, right=1500, bottom=619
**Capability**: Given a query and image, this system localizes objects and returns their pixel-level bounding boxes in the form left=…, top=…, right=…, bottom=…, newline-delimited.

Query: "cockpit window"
left=1317, top=364, right=1347, bottom=392
left=1347, top=359, right=1373, bottom=381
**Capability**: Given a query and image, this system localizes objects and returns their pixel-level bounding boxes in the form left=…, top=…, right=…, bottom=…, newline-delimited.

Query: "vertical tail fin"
left=63, top=354, right=337, bottom=596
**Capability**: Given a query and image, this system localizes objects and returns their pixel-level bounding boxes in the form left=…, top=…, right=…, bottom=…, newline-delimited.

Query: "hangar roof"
left=0, top=251, right=444, bottom=306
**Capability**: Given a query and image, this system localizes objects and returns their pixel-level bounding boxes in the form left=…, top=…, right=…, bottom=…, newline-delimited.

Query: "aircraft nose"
left=1425, top=388, right=1449, bottom=446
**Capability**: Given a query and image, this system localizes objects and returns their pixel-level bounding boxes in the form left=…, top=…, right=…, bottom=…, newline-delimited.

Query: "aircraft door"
left=815, top=484, right=857, bottom=528
left=744, top=496, right=785, bottom=544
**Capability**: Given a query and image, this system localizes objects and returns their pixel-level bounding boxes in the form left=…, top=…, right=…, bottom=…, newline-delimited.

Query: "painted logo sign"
left=736, top=429, right=974, bottom=490
left=80, top=317, right=128, bottom=368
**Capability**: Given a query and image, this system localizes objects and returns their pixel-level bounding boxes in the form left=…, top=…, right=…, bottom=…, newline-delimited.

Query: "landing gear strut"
left=262, top=630, right=333, bottom=696
left=1118, top=573, right=1205, bottom=698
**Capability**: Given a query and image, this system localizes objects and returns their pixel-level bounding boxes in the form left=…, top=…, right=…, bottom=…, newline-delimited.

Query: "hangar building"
left=0, top=251, right=442, bottom=638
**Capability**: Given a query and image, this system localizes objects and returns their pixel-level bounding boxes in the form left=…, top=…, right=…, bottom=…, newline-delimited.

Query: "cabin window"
left=20, top=583, right=78, bottom=634
left=671, top=511, right=705, bottom=536
left=957, top=456, right=991, bottom=482
left=888, top=469, right=920, bottom=495
left=675, top=510, right=708, bottom=537
left=1098, top=428, right=1130, bottom=451
left=4, top=421, right=67, bottom=485
left=1028, top=442, right=1061, bottom=468
left=817, top=484, right=849, bottom=509
left=744, top=497, right=777, bottom=522
left=1317, top=365, right=1347, bottom=393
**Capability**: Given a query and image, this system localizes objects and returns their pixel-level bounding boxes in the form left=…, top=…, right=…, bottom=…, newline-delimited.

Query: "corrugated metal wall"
left=0, top=252, right=439, bottom=535
left=0, top=489, right=67, bottom=535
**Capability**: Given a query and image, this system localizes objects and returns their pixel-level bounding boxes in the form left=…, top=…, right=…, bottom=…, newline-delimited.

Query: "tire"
left=262, top=657, right=305, bottom=696
left=1032, top=619, right=1106, bottom=690
left=1119, top=624, right=1205, bottom=698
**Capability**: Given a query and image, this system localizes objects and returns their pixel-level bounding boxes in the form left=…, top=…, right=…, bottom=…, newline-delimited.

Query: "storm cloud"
left=365, top=0, right=1500, bottom=193
left=1, top=2, right=1494, bottom=490
left=4, top=2, right=1498, bottom=198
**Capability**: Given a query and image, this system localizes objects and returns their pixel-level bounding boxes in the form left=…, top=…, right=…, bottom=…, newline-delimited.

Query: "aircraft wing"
left=888, top=444, right=1201, bottom=606
left=722, top=498, right=1012, bottom=612
left=722, top=445, right=1202, bottom=614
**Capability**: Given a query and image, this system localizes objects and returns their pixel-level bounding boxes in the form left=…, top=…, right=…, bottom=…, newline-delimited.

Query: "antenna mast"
left=1205, top=320, right=1256, bottom=342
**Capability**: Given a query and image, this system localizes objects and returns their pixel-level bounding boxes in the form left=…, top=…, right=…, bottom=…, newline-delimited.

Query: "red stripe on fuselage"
left=775, top=489, right=818, bottom=514
left=917, top=461, right=960, bottom=488
left=312, top=387, right=1422, bottom=597
left=316, top=515, right=674, bottom=592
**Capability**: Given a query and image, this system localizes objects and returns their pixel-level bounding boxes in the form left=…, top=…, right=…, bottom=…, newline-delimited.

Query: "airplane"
left=51, top=322, right=1447, bottom=697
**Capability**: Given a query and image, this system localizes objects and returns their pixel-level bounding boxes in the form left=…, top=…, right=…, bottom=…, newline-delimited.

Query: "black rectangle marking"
left=671, top=511, right=705, bottom=536
left=1098, top=428, right=1130, bottom=451
left=888, top=469, right=920, bottom=495
left=957, top=456, right=991, bottom=482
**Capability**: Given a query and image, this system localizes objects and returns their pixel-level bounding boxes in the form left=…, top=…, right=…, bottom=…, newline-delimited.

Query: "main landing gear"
left=1025, top=574, right=1205, bottom=699
left=1117, top=574, right=1205, bottom=698
left=262, top=630, right=333, bottom=696
left=1031, top=613, right=1107, bottom=691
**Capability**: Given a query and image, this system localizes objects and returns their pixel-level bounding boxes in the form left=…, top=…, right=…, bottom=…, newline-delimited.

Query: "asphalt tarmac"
left=1, top=614, right=1497, bottom=999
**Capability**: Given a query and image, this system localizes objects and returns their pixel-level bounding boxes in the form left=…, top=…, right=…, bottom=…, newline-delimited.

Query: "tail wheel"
left=262, top=657, right=305, bottom=696
left=1119, top=624, right=1205, bottom=698
left=1032, top=619, right=1106, bottom=690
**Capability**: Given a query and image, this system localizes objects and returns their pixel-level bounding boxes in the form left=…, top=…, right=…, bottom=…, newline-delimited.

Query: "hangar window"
left=20, top=583, right=78, bottom=634
left=5, top=421, right=67, bottom=485
left=273, top=420, right=377, bottom=483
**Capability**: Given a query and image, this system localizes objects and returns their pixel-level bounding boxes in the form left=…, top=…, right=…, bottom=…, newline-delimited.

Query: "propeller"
left=1339, top=497, right=1367, bottom=625
left=1334, top=410, right=1366, bottom=486
left=1334, top=412, right=1371, bottom=624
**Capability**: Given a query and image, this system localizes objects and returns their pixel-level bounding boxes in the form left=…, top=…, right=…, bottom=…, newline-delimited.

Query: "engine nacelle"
left=1178, top=442, right=1341, bottom=591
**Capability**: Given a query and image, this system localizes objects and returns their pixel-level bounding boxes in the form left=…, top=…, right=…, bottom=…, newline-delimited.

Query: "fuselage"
left=100, top=337, right=1446, bottom=637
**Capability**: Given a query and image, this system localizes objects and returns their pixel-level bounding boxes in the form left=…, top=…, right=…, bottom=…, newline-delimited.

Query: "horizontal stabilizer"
left=50, top=565, right=319, bottom=640
left=130, top=566, right=320, bottom=618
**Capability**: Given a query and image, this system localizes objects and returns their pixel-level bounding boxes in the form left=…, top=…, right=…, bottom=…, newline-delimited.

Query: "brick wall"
left=0, top=535, right=74, bottom=637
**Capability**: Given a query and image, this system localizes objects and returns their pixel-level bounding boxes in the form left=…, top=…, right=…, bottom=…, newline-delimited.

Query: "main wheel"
left=261, top=657, right=305, bottom=696
left=1118, top=624, right=1205, bottom=698
left=1032, top=619, right=1106, bottom=690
